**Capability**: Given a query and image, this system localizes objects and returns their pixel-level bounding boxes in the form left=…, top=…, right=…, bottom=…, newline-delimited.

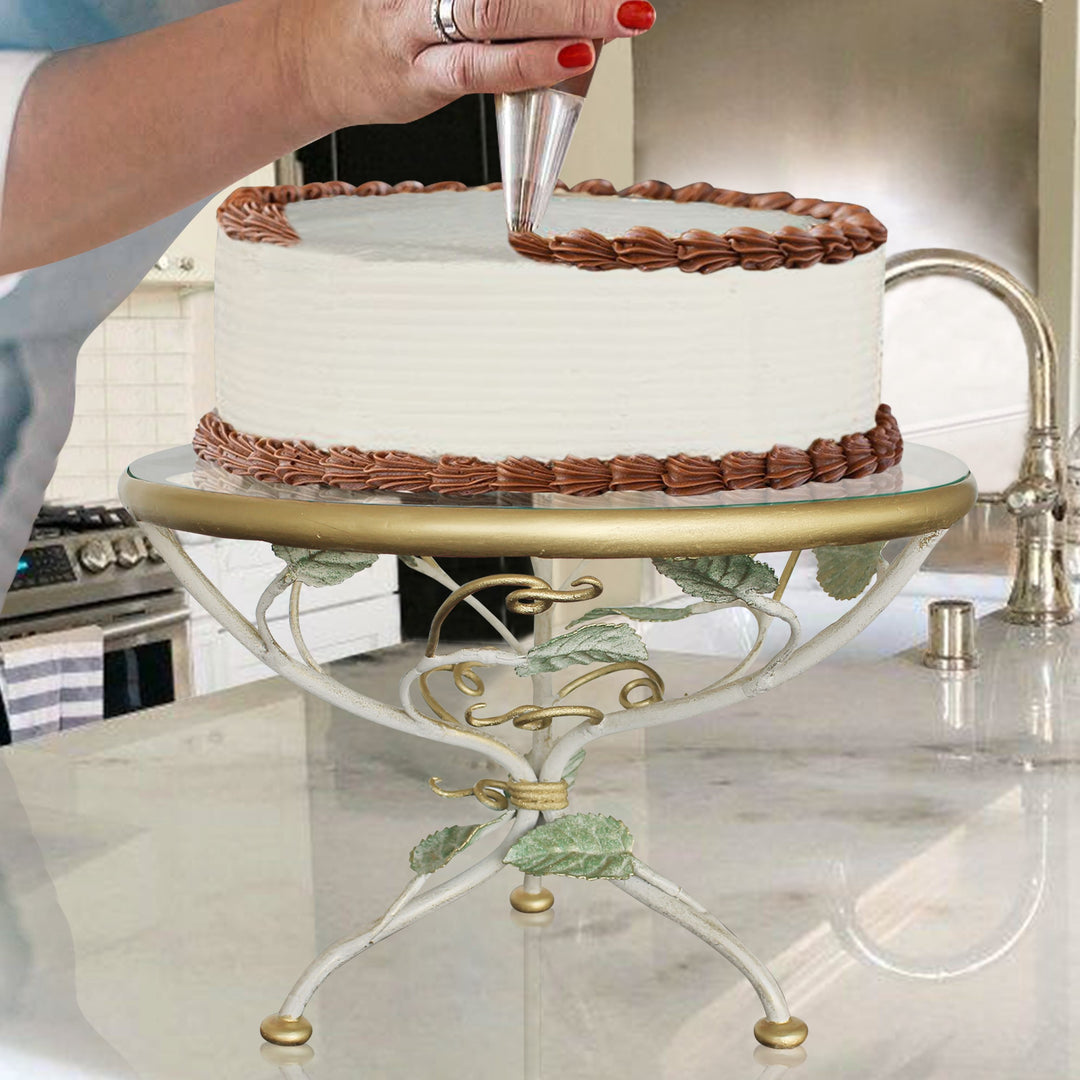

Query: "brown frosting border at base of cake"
left=192, top=405, right=904, bottom=498
left=216, top=179, right=887, bottom=274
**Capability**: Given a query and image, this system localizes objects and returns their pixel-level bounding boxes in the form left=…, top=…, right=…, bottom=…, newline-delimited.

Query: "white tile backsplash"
left=52, top=447, right=107, bottom=476
left=106, top=414, right=157, bottom=445
left=75, top=353, right=104, bottom=385
left=105, top=352, right=156, bottom=384
left=154, top=318, right=191, bottom=354
left=47, top=284, right=206, bottom=506
left=105, top=384, right=157, bottom=415
left=67, top=415, right=107, bottom=447
left=155, top=385, right=187, bottom=414
left=104, top=318, right=155, bottom=354
left=74, top=384, right=105, bottom=414
left=155, top=352, right=191, bottom=384
left=156, top=414, right=195, bottom=445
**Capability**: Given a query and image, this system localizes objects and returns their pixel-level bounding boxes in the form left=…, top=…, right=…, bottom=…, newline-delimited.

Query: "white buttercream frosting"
left=214, top=190, right=884, bottom=460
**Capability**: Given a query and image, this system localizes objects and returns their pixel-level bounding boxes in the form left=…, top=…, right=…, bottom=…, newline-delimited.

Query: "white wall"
left=560, top=38, right=636, bottom=189
left=631, top=0, right=1041, bottom=495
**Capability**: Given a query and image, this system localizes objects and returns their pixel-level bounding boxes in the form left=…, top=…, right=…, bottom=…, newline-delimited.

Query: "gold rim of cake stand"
left=119, top=464, right=976, bottom=559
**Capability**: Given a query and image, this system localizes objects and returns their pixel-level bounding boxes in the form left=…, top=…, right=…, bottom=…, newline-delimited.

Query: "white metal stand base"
left=140, top=523, right=946, bottom=1053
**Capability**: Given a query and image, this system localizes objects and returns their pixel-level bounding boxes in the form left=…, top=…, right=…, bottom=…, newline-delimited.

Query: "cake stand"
left=119, top=443, right=975, bottom=1052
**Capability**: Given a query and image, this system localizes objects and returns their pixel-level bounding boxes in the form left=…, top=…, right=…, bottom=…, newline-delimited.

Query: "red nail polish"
left=617, top=0, right=656, bottom=31
left=558, top=43, right=594, bottom=68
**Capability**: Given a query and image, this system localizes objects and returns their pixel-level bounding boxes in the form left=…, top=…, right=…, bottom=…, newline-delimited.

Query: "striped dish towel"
left=0, top=626, right=104, bottom=740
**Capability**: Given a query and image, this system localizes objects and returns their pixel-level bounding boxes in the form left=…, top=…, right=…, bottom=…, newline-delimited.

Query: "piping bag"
left=495, top=42, right=603, bottom=234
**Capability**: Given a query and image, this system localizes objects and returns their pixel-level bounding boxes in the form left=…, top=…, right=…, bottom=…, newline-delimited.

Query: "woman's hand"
left=1, top=0, right=654, bottom=274
left=280, top=0, right=656, bottom=130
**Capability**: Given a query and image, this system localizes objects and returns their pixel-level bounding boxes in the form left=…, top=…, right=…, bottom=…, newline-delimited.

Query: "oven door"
left=0, top=591, right=192, bottom=742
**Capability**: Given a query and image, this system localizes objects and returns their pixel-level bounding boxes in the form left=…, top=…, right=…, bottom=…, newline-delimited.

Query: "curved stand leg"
left=614, top=861, right=808, bottom=1049
left=131, top=522, right=954, bottom=1054
left=262, top=810, right=537, bottom=1045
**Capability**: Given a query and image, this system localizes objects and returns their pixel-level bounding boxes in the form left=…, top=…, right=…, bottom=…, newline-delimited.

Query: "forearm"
left=0, top=0, right=654, bottom=274
left=0, top=0, right=323, bottom=274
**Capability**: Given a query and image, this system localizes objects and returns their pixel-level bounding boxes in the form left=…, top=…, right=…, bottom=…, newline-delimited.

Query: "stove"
left=4, top=504, right=176, bottom=619
left=0, top=504, right=191, bottom=733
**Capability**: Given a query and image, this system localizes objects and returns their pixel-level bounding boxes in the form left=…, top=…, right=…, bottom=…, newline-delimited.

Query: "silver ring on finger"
left=432, top=0, right=470, bottom=43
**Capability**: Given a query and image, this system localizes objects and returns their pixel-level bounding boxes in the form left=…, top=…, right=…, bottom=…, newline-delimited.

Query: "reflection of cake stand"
left=120, top=444, right=974, bottom=1052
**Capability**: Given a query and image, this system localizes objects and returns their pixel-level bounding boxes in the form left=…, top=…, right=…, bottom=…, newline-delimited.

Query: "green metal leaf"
left=397, top=555, right=422, bottom=570
left=652, top=555, right=778, bottom=602
left=409, top=813, right=508, bottom=875
left=516, top=623, right=647, bottom=677
left=568, top=604, right=702, bottom=628
left=505, top=814, right=635, bottom=880
left=562, top=749, right=587, bottom=788
left=271, top=546, right=379, bottom=587
left=813, top=542, right=886, bottom=600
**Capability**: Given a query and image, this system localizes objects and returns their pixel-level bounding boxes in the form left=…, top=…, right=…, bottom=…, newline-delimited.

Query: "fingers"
left=449, top=0, right=655, bottom=44
left=419, top=38, right=599, bottom=96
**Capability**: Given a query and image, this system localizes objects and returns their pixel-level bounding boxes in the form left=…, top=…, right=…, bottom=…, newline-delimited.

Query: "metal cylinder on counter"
left=923, top=599, right=980, bottom=671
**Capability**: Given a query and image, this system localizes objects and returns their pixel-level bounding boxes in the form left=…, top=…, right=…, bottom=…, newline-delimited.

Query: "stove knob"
left=142, top=535, right=164, bottom=563
left=78, top=538, right=116, bottom=574
left=113, top=535, right=147, bottom=569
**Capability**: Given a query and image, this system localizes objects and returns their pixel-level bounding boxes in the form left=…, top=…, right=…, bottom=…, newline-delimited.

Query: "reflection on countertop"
left=0, top=628, right=1079, bottom=1079
left=910, top=499, right=1018, bottom=577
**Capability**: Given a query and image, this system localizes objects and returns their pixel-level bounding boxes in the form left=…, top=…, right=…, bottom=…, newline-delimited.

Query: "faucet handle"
left=1004, top=476, right=1060, bottom=518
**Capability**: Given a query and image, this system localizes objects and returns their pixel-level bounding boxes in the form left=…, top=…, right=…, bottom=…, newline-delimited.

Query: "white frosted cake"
left=195, top=179, right=899, bottom=496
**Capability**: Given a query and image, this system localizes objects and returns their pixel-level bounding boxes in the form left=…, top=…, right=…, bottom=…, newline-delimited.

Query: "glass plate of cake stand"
left=120, top=443, right=975, bottom=1056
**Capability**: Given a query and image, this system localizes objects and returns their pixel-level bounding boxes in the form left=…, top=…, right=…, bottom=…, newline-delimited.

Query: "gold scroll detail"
left=428, top=776, right=570, bottom=812
left=425, top=573, right=603, bottom=657
left=416, top=658, right=608, bottom=733
left=417, top=660, right=663, bottom=730
left=558, top=661, right=666, bottom=710
left=773, top=549, right=802, bottom=603
left=418, top=662, right=485, bottom=726
left=464, top=703, right=605, bottom=732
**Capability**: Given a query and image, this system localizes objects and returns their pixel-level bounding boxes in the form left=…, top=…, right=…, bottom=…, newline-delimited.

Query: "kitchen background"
left=51, top=286, right=204, bottom=507
left=9, top=1, right=1077, bottom=726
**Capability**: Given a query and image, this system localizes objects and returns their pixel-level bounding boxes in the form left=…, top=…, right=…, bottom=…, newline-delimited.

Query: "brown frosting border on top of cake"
left=192, top=404, right=903, bottom=498
left=216, top=179, right=887, bottom=274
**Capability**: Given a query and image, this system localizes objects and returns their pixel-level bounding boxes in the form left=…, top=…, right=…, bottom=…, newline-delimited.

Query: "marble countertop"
left=2, top=622, right=1079, bottom=1080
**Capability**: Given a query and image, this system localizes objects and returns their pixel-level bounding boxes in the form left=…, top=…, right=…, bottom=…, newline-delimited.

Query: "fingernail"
left=558, top=42, right=594, bottom=68
left=617, top=0, right=656, bottom=31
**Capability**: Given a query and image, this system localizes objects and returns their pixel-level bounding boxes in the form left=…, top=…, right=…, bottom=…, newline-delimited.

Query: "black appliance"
left=296, top=95, right=500, bottom=188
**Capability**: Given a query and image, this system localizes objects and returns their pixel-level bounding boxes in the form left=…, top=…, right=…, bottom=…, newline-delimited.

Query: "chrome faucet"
left=886, top=249, right=1074, bottom=625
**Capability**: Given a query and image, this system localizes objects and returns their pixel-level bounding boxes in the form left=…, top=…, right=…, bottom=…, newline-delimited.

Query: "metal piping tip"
left=496, top=44, right=602, bottom=235
left=495, top=88, right=584, bottom=233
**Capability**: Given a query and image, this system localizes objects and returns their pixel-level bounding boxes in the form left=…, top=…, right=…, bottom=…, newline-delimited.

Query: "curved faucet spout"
left=886, top=249, right=1074, bottom=625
